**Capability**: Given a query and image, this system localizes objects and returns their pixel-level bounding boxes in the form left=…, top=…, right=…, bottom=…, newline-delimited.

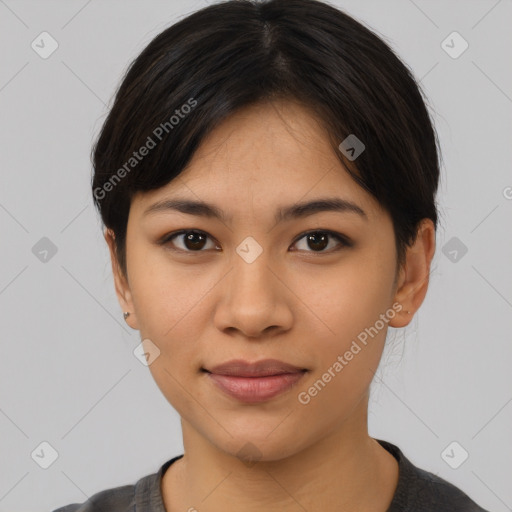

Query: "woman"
left=54, top=0, right=489, bottom=510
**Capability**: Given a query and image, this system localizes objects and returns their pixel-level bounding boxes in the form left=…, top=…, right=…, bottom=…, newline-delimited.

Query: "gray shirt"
left=52, top=439, right=489, bottom=511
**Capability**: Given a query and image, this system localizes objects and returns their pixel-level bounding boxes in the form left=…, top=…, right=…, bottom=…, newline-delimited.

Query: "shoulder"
left=51, top=484, right=134, bottom=512
left=408, top=465, right=489, bottom=511
left=377, top=439, right=490, bottom=512
left=51, top=455, right=183, bottom=512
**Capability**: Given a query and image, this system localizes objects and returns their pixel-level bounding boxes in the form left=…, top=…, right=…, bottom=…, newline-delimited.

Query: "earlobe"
left=389, top=219, right=436, bottom=328
left=104, top=229, right=139, bottom=330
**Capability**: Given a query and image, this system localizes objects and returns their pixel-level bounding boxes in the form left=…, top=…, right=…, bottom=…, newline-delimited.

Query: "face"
left=109, top=100, right=412, bottom=462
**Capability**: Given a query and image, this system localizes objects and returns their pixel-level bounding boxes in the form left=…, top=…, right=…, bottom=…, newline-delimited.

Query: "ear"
left=389, top=219, right=436, bottom=328
left=104, top=228, right=139, bottom=330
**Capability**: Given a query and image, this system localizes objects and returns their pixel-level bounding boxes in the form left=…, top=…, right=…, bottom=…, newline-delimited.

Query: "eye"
left=291, top=230, right=351, bottom=253
left=159, top=229, right=351, bottom=254
left=160, top=230, right=220, bottom=252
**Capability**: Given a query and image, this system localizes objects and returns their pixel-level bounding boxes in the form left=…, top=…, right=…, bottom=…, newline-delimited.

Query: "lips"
left=204, top=358, right=307, bottom=377
left=203, top=359, right=308, bottom=403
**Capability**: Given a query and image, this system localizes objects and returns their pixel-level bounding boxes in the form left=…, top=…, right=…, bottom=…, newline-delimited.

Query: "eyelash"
left=158, top=229, right=352, bottom=254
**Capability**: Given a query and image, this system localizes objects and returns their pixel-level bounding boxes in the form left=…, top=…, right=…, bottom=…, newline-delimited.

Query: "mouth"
left=202, top=358, right=308, bottom=377
left=201, top=359, right=308, bottom=403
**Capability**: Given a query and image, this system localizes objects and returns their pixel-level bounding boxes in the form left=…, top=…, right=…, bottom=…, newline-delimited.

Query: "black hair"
left=91, top=0, right=441, bottom=281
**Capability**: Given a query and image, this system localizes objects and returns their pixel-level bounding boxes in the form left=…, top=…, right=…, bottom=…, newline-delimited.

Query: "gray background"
left=0, top=0, right=511, bottom=510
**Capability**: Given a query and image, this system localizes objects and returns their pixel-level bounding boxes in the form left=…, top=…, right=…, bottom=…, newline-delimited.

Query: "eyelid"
left=159, top=229, right=220, bottom=251
left=291, top=229, right=352, bottom=252
left=159, top=229, right=352, bottom=253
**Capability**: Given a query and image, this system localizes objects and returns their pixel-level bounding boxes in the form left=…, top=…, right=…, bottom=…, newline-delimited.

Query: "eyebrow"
left=143, top=197, right=368, bottom=223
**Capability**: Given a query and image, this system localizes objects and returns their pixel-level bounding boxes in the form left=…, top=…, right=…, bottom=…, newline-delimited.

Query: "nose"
left=213, top=252, right=294, bottom=340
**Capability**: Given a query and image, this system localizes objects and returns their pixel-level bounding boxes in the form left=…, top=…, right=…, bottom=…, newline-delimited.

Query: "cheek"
left=310, top=256, right=395, bottom=344
left=127, top=247, right=223, bottom=385
left=297, top=255, right=394, bottom=397
left=296, top=280, right=390, bottom=419
left=127, top=242, right=211, bottom=339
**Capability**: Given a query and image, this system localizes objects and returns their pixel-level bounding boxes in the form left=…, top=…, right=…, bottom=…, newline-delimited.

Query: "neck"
left=162, top=397, right=398, bottom=512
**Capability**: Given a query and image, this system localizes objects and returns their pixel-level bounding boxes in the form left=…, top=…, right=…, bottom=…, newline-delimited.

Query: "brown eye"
left=291, top=230, right=350, bottom=253
left=162, top=230, right=218, bottom=252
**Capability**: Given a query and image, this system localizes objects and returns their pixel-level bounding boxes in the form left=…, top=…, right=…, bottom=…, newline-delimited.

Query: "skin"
left=105, top=99, right=436, bottom=511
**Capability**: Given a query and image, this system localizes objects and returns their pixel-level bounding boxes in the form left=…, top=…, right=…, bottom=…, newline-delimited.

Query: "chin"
left=214, top=430, right=308, bottom=465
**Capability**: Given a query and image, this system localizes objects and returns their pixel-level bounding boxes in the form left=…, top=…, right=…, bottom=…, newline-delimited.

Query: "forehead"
left=131, top=100, right=387, bottom=225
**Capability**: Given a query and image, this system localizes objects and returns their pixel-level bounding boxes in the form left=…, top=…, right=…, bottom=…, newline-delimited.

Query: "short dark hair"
left=91, top=0, right=441, bottom=280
